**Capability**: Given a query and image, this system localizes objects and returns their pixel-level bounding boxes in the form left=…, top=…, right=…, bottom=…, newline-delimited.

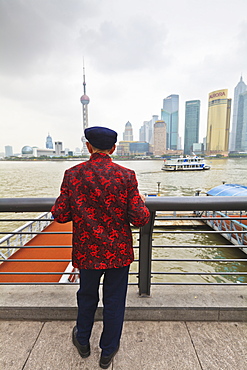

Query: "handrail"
left=0, top=197, right=247, bottom=293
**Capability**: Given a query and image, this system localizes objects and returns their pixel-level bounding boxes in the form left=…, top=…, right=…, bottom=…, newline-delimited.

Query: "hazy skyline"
left=1, top=0, right=247, bottom=153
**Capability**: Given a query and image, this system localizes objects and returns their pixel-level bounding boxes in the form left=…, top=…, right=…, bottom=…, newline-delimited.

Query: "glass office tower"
left=206, top=89, right=231, bottom=155
left=229, top=76, right=247, bottom=151
left=235, top=91, right=247, bottom=152
left=161, top=94, right=179, bottom=150
left=184, top=100, right=200, bottom=155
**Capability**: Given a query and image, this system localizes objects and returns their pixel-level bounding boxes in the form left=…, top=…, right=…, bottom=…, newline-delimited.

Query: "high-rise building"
left=46, top=133, right=53, bottom=149
left=229, top=76, right=247, bottom=151
left=5, top=145, right=13, bottom=157
left=80, top=62, right=90, bottom=154
left=184, top=100, right=200, bottom=155
left=153, top=120, right=166, bottom=156
left=123, top=121, right=133, bottom=141
left=55, top=141, right=63, bottom=156
left=235, top=91, right=247, bottom=152
left=206, top=89, right=231, bottom=155
left=161, top=94, right=179, bottom=150
left=139, top=115, right=159, bottom=145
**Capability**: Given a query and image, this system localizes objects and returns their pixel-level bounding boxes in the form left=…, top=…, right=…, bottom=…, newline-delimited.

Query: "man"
left=51, top=126, right=150, bottom=369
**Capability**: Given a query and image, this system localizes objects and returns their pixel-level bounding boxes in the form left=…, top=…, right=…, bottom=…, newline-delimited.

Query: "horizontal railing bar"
left=0, top=271, right=138, bottom=275
left=1, top=216, right=246, bottom=222
left=151, top=230, right=247, bottom=233
left=152, top=245, right=246, bottom=248
left=1, top=196, right=247, bottom=212
left=0, top=245, right=244, bottom=249
left=150, top=282, right=247, bottom=286
left=0, top=282, right=245, bottom=286
left=151, top=272, right=247, bottom=275
left=151, top=258, right=247, bottom=262
left=2, top=258, right=246, bottom=263
left=1, top=230, right=247, bottom=235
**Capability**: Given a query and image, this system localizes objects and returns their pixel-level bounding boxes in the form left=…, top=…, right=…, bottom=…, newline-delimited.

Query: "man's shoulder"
left=65, top=161, right=88, bottom=174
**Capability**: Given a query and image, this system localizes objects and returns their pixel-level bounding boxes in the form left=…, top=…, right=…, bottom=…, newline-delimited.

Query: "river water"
left=0, top=157, right=247, bottom=283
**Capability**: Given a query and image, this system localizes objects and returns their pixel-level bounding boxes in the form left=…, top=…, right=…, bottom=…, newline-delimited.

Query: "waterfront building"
left=55, top=141, right=63, bottom=156
left=235, top=91, right=247, bottom=152
left=5, top=145, right=13, bottom=157
left=206, top=89, right=231, bottom=156
left=80, top=63, right=90, bottom=154
left=139, top=115, right=158, bottom=145
left=184, top=100, right=200, bottom=155
left=193, top=143, right=204, bottom=155
left=129, top=142, right=149, bottom=155
left=161, top=94, right=179, bottom=150
left=45, top=133, right=53, bottom=149
left=229, top=76, right=247, bottom=151
left=21, top=146, right=34, bottom=158
left=153, top=120, right=166, bottom=156
left=116, top=141, right=132, bottom=156
left=123, top=121, right=133, bottom=141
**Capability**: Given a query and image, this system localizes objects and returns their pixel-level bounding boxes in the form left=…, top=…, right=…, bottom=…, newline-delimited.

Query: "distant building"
left=123, top=121, right=133, bottom=141
left=21, top=146, right=34, bottom=157
left=46, top=133, right=53, bottom=149
left=206, top=89, right=231, bottom=156
left=229, top=76, right=247, bottom=151
left=117, top=141, right=133, bottom=156
left=55, top=141, right=64, bottom=156
left=235, top=91, right=247, bottom=152
left=80, top=63, right=90, bottom=154
left=161, top=94, right=179, bottom=150
left=139, top=115, right=158, bottom=145
left=153, top=120, right=166, bottom=156
left=5, top=145, right=13, bottom=157
left=192, top=143, right=204, bottom=155
left=184, top=100, right=200, bottom=155
left=129, top=142, right=149, bottom=155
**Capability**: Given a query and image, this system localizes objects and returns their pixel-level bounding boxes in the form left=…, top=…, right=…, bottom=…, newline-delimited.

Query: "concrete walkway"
left=1, top=285, right=246, bottom=369
left=1, top=320, right=247, bottom=369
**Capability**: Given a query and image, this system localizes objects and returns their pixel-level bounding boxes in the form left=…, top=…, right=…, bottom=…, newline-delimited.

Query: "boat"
left=161, top=156, right=210, bottom=171
left=199, top=184, right=247, bottom=254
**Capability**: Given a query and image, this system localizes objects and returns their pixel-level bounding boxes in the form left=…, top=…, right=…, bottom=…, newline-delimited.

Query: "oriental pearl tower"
left=80, top=62, right=90, bottom=154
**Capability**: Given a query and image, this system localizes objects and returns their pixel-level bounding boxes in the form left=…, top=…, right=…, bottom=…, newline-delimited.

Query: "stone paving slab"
left=0, top=321, right=43, bottom=370
left=1, top=320, right=247, bottom=370
left=187, top=322, right=247, bottom=370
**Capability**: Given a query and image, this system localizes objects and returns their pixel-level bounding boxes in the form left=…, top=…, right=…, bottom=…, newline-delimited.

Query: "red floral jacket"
left=51, top=153, right=150, bottom=269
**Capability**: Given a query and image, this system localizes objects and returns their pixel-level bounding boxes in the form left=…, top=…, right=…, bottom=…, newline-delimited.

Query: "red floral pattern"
left=51, top=153, right=150, bottom=269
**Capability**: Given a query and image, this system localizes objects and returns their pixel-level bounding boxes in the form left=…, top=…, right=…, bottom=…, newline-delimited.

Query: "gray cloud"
left=0, top=0, right=99, bottom=76
left=78, top=15, right=170, bottom=72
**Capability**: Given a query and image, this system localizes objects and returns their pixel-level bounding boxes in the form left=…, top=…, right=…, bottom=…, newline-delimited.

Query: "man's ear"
left=109, top=144, right=116, bottom=154
left=86, top=141, right=93, bottom=153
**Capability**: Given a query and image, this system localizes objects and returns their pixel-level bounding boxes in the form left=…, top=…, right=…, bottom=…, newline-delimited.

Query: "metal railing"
left=0, top=197, right=247, bottom=295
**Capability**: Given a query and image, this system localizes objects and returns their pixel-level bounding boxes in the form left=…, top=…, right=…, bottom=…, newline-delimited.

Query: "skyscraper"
left=184, top=100, right=200, bottom=155
left=161, top=94, right=179, bottom=150
left=123, top=121, right=133, bottom=141
left=139, top=115, right=158, bottom=145
left=153, top=120, right=166, bottom=155
left=229, top=76, right=247, bottom=151
left=46, top=133, right=53, bottom=149
left=206, top=89, right=231, bottom=155
left=235, top=91, right=247, bottom=152
left=80, top=63, right=90, bottom=154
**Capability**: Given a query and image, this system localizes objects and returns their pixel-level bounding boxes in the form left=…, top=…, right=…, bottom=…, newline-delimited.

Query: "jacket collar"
left=89, top=152, right=112, bottom=162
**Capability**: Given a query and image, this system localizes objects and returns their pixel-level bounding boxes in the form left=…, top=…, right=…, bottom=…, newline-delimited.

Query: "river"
left=0, top=157, right=247, bottom=283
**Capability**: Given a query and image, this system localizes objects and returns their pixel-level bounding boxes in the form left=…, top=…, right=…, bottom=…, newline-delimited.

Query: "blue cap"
left=85, top=126, right=117, bottom=150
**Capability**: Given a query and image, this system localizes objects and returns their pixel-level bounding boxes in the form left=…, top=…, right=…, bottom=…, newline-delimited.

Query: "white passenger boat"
left=161, top=156, right=210, bottom=171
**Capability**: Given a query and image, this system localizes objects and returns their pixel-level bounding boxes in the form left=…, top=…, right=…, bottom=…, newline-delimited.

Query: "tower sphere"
left=80, top=94, right=90, bottom=105
left=22, top=146, right=33, bottom=155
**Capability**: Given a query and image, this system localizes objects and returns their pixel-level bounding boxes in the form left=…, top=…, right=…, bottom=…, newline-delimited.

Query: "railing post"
left=138, top=211, right=155, bottom=296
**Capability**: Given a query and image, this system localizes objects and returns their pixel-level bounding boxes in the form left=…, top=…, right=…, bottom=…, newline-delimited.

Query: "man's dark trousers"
left=76, top=265, right=130, bottom=356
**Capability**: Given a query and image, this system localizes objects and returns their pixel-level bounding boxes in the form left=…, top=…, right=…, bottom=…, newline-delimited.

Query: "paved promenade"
left=1, top=285, right=246, bottom=369
left=1, top=320, right=247, bottom=369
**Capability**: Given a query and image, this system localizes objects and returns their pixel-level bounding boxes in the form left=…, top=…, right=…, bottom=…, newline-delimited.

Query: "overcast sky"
left=1, top=0, right=247, bottom=153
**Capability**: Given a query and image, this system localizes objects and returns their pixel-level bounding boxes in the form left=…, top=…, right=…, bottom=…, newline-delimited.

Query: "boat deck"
left=0, top=221, right=72, bottom=283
